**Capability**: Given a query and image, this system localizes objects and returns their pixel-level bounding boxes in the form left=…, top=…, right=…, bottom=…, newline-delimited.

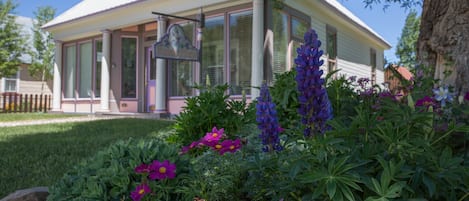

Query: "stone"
left=0, top=187, right=48, bottom=201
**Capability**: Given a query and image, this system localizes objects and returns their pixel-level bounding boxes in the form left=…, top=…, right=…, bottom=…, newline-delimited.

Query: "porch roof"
left=321, top=0, right=391, bottom=49
left=43, top=0, right=391, bottom=49
left=43, top=0, right=141, bottom=29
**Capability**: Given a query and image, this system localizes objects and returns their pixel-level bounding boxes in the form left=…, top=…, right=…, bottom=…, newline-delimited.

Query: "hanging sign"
left=153, top=24, right=199, bottom=61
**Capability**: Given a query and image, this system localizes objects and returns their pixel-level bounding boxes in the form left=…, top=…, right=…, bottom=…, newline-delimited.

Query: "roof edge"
left=320, top=0, right=392, bottom=49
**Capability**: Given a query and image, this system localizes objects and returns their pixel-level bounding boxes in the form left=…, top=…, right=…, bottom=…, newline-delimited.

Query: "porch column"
left=251, top=0, right=264, bottom=99
left=52, top=40, right=62, bottom=111
left=100, top=29, right=111, bottom=112
left=155, top=16, right=167, bottom=113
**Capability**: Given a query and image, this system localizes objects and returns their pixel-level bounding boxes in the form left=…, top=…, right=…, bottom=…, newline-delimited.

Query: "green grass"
left=0, top=113, right=82, bottom=122
left=0, top=118, right=175, bottom=198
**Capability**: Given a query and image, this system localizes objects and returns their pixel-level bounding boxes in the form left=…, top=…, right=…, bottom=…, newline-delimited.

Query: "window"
left=229, top=10, right=253, bottom=95
left=370, top=48, right=377, bottom=85
left=271, top=7, right=310, bottom=76
left=121, top=37, right=137, bottom=98
left=63, top=39, right=102, bottom=99
left=64, top=45, right=76, bottom=98
left=3, top=74, right=18, bottom=92
left=201, top=15, right=225, bottom=88
left=79, top=42, right=93, bottom=98
left=169, top=22, right=195, bottom=97
left=95, top=40, right=102, bottom=98
left=326, top=25, right=337, bottom=74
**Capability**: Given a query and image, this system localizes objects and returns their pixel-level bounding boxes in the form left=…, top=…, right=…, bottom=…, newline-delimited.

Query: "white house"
left=43, top=0, right=391, bottom=114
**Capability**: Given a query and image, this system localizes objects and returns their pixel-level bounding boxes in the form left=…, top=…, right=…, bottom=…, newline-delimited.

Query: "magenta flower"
left=149, top=160, right=176, bottom=180
left=180, top=140, right=202, bottom=154
left=219, top=139, right=242, bottom=155
left=134, top=163, right=151, bottom=174
left=465, top=92, right=469, bottom=101
left=203, top=127, right=224, bottom=144
left=415, top=96, right=436, bottom=109
left=130, top=183, right=151, bottom=201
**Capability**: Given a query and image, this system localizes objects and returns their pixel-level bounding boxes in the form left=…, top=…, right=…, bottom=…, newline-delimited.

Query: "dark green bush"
left=269, top=71, right=301, bottom=132
left=47, top=138, right=191, bottom=201
left=172, top=84, right=255, bottom=145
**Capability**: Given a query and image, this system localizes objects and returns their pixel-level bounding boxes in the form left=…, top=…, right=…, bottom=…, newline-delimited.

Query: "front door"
left=145, top=47, right=156, bottom=112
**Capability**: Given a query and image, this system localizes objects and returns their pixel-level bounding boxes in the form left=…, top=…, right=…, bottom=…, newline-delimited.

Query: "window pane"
left=291, top=17, right=308, bottom=40
left=79, top=42, right=92, bottom=98
left=5, top=79, right=16, bottom=92
left=272, top=10, right=288, bottom=76
left=201, top=15, right=225, bottom=87
left=95, top=40, right=102, bottom=98
left=169, top=22, right=194, bottom=97
left=230, top=10, right=252, bottom=95
left=64, top=45, right=76, bottom=98
left=326, top=25, right=337, bottom=59
left=121, top=37, right=137, bottom=98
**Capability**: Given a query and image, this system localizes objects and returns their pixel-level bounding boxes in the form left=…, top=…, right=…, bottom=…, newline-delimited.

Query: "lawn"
left=0, top=118, right=174, bottom=198
left=0, top=113, right=82, bottom=122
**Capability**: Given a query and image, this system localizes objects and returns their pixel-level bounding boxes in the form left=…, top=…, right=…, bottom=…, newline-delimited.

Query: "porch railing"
left=0, top=93, right=52, bottom=113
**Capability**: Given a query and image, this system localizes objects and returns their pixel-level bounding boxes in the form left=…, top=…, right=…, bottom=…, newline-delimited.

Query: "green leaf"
left=327, top=180, right=337, bottom=199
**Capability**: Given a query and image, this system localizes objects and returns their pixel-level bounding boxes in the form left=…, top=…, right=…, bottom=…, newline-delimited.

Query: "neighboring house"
left=43, top=0, right=391, bottom=115
left=384, top=64, right=413, bottom=94
left=0, top=15, right=53, bottom=95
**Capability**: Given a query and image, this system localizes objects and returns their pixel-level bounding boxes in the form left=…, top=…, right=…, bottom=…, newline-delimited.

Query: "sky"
left=14, top=0, right=421, bottom=63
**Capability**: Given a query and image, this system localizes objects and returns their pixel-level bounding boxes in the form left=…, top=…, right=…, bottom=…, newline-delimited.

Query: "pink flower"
left=180, top=140, right=203, bottom=154
left=202, top=127, right=224, bottom=144
left=149, top=160, right=176, bottom=180
left=219, top=139, right=242, bottom=155
left=130, top=183, right=151, bottom=201
left=134, top=163, right=151, bottom=174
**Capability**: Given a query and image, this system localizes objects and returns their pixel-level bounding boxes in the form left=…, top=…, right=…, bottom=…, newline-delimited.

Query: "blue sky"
left=15, top=0, right=421, bottom=63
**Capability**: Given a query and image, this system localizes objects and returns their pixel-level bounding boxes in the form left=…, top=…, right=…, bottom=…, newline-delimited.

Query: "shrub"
left=172, top=84, right=255, bottom=145
left=47, top=138, right=191, bottom=201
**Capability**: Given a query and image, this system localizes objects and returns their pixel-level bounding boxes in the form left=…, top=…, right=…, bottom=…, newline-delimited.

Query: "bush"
left=172, top=84, right=255, bottom=145
left=47, top=138, right=191, bottom=201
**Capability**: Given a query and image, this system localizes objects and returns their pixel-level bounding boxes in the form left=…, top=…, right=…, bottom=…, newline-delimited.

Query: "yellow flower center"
left=159, top=167, right=167, bottom=174
left=212, top=133, right=218, bottom=137
left=215, top=144, right=222, bottom=149
left=230, top=145, right=235, bottom=150
left=139, top=189, right=145, bottom=195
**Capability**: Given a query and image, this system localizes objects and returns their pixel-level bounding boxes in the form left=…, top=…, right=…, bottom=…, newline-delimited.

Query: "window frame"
left=2, top=72, right=19, bottom=93
left=62, top=37, right=103, bottom=101
left=120, top=35, right=139, bottom=100
left=370, top=48, right=377, bottom=85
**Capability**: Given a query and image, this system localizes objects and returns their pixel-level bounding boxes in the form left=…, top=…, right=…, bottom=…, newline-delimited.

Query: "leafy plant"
left=172, top=84, right=255, bottom=145
left=47, top=138, right=191, bottom=201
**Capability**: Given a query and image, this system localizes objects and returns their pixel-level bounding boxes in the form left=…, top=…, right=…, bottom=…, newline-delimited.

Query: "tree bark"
left=417, top=0, right=469, bottom=95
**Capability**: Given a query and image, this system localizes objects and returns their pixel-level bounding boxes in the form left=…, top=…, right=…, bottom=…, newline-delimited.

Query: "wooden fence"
left=0, top=93, right=51, bottom=113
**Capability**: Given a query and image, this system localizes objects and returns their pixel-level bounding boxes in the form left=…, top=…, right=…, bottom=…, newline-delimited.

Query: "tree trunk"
left=417, top=0, right=469, bottom=95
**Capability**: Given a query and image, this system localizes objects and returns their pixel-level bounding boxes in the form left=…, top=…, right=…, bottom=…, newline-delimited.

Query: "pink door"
left=146, top=47, right=156, bottom=112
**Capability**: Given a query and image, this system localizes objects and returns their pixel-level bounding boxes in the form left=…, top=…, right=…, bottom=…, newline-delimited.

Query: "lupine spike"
left=295, top=29, right=333, bottom=137
left=256, top=82, right=283, bottom=152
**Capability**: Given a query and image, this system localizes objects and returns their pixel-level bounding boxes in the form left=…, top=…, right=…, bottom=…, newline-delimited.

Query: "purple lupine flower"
left=464, top=92, right=469, bottom=101
left=295, top=29, right=333, bottom=136
left=256, top=82, right=283, bottom=152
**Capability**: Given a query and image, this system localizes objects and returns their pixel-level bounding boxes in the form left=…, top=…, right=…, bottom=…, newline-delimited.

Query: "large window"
left=121, top=37, right=137, bottom=98
left=229, top=10, right=253, bottom=95
left=201, top=15, right=225, bottom=88
left=3, top=74, right=18, bottom=92
left=272, top=7, right=310, bottom=75
left=63, top=39, right=102, bottom=99
left=64, top=45, right=76, bottom=98
left=79, top=42, right=92, bottom=98
left=169, top=22, right=195, bottom=97
left=95, top=40, right=102, bottom=98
